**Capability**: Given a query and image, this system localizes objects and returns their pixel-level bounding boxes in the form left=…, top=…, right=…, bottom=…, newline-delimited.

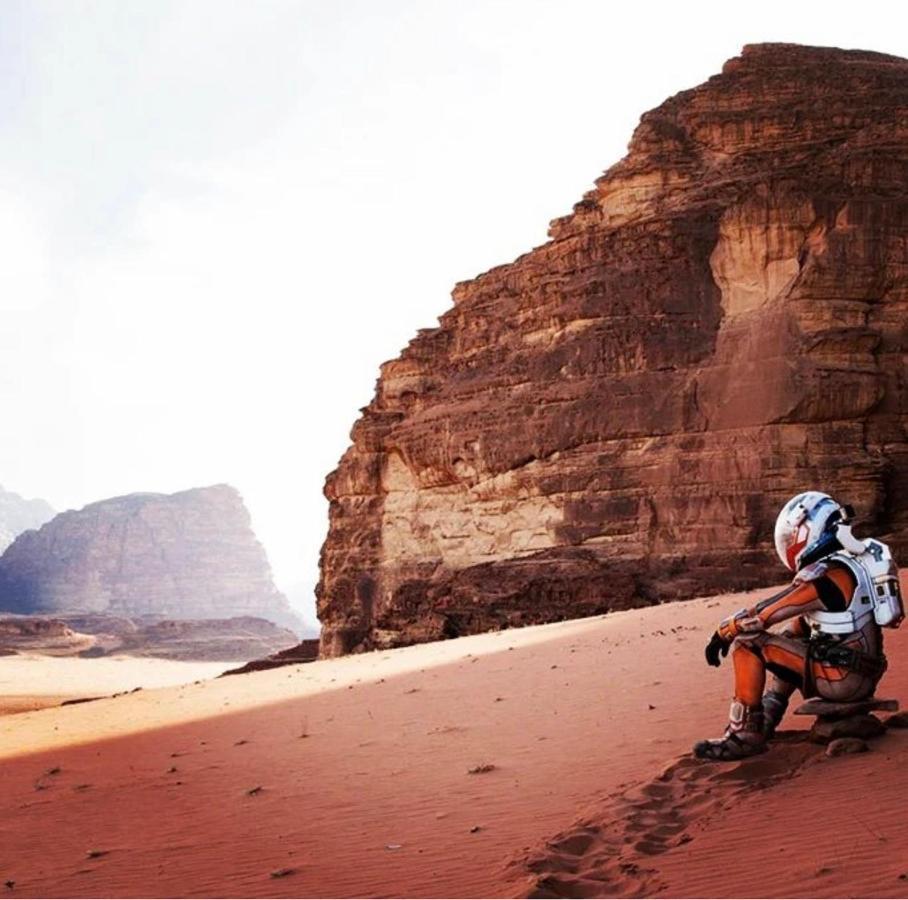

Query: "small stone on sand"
left=826, top=738, right=869, bottom=757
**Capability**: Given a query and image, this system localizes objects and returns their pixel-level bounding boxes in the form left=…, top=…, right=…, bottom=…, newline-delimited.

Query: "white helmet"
left=773, top=491, right=852, bottom=572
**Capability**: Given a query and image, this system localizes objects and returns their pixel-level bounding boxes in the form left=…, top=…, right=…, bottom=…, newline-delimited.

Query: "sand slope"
left=0, top=585, right=906, bottom=898
left=0, top=656, right=238, bottom=716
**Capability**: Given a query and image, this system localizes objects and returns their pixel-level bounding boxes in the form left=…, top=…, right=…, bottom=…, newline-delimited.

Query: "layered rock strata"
left=0, top=485, right=301, bottom=632
left=318, top=44, right=908, bottom=656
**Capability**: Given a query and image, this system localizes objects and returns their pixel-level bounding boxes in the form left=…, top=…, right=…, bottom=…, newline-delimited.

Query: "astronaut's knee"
left=732, top=634, right=766, bottom=656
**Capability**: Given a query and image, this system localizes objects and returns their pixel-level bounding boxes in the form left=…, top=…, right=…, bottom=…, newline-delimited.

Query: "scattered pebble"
left=234, top=739, right=249, bottom=746
left=470, top=825, right=482, bottom=833
left=247, top=786, right=264, bottom=796
left=386, top=843, right=402, bottom=851
left=467, top=764, right=496, bottom=775
left=85, top=850, right=109, bottom=860
left=270, top=868, right=296, bottom=879
left=826, top=737, right=869, bottom=757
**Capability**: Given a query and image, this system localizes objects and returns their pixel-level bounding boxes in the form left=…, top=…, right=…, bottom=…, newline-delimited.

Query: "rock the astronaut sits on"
left=694, top=491, right=903, bottom=761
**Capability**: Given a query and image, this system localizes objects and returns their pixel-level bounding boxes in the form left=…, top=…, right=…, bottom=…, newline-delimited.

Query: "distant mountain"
left=0, top=485, right=54, bottom=553
left=0, top=484, right=304, bottom=634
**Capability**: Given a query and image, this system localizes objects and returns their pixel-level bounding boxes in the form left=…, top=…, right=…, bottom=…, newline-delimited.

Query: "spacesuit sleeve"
left=715, top=565, right=855, bottom=640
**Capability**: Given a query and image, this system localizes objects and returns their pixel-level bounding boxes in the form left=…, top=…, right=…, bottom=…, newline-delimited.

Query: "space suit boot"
left=693, top=700, right=767, bottom=761
left=761, top=689, right=790, bottom=740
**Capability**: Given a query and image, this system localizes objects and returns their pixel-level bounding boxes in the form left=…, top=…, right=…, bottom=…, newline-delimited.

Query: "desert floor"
left=0, top=656, right=238, bottom=716
left=2, top=584, right=908, bottom=898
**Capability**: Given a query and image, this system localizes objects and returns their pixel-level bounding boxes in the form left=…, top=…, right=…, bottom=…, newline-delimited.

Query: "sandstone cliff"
left=317, top=44, right=908, bottom=656
left=0, top=484, right=302, bottom=632
left=0, top=485, right=54, bottom=553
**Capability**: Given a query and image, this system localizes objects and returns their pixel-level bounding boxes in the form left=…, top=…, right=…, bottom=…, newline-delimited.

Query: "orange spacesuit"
left=694, top=492, right=902, bottom=761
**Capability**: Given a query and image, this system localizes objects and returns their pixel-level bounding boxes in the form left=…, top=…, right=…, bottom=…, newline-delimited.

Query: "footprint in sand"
left=516, top=738, right=820, bottom=898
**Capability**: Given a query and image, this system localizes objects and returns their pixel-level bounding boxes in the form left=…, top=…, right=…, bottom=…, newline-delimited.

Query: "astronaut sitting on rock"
left=695, top=491, right=902, bottom=761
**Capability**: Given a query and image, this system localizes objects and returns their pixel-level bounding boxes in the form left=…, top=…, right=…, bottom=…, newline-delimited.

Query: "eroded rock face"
left=318, top=44, right=908, bottom=657
left=0, top=485, right=301, bottom=632
left=0, top=486, right=54, bottom=553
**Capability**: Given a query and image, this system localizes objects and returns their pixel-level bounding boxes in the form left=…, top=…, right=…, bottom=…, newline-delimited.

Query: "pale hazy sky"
left=1, top=0, right=905, bottom=622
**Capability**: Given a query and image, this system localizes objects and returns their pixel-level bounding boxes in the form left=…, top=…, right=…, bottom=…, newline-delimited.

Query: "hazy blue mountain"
left=0, top=485, right=54, bottom=553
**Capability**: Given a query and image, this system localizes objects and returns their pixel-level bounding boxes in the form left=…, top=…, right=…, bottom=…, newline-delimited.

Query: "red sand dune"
left=1, top=582, right=907, bottom=898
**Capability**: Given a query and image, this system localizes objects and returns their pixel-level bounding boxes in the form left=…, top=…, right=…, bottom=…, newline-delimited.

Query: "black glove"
left=705, top=631, right=730, bottom=667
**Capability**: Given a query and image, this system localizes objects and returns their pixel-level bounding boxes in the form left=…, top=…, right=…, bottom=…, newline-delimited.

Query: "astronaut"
left=694, top=491, right=903, bottom=761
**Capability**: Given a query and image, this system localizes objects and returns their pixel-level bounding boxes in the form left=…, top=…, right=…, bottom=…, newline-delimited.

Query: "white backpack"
left=797, top=527, right=903, bottom=634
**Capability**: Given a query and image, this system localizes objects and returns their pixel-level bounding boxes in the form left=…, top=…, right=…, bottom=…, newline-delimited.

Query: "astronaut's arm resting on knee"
left=716, top=581, right=827, bottom=642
